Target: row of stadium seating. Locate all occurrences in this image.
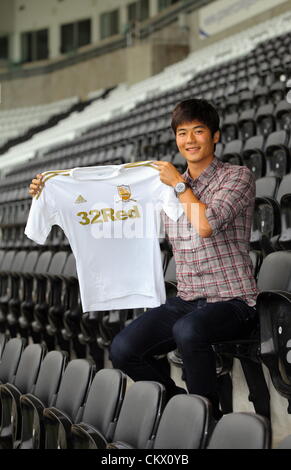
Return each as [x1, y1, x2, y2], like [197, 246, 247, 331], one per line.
[1, 246, 291, 422]
[0, 335, 288, 449]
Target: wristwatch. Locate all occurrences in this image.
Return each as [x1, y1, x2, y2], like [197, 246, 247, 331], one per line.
[174, 181, 189, 196]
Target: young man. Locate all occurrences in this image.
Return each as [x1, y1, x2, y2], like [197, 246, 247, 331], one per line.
[29, 99, 258, 419]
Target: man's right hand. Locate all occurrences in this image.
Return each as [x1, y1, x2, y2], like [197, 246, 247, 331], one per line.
[28, 174, 44, 197]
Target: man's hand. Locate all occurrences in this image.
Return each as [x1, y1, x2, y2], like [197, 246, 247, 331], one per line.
[28, 174, 44, 197]
[153, 161, 185, 187]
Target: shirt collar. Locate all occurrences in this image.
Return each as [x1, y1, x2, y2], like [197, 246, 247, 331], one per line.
[183, 156, 223, 187]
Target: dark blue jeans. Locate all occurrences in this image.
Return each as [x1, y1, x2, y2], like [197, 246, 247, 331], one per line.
[109, 296, 257, 417]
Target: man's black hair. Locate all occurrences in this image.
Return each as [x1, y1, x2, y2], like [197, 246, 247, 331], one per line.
[171, 98, 220, 136]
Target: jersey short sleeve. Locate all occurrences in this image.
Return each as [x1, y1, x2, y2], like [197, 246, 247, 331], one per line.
[24, 186, 58, 245]
[156, 183, 184, 222]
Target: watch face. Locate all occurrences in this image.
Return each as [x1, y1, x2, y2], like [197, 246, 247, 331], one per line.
[176, 182, 186, 193]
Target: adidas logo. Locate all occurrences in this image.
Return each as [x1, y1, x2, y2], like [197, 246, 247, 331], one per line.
[75, 195, 87, 204]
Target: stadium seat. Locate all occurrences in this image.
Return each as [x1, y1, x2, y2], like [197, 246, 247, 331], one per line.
[255, 176, 280, 198]
[42, 359, 95, 449]
[0, 343, 46, 449]
[30, 251, 54, 345]
[242, 135, 265, 180]
[221, 140, 243, 165]
[107, 381, 165, 449]
[0, 250, 17, 333]
[206, 412, 271, 449]
[253, 86, 269, 108]
[269, 81, 287, 105]
[264, 130, 290, 178]
[250, 196, 281, 254]
[238, 109, 257, 142]
[69, 368, 127, 449]
[0, 338, 26, 386]
[258, 289, 291, 408]
[275, 100, 291, 131]
[6, 250, 28, 338]
[18, 250, 40, 341]
[153, 394, 212, 449]
[221, 113, 239, 143]
[256, 104, 276, 137]
[278, 193, 291, 250]
[17, 350, 67, 449]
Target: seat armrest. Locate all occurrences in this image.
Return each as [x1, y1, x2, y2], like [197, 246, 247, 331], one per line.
[43, 407, 73, 449]
[19, 394, 46, 448]
[71, 422, 107, 449]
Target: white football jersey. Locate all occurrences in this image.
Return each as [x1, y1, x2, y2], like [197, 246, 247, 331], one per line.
[25, 162, 183, 312]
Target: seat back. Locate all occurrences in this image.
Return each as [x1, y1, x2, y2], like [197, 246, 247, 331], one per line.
[206, 412, 271, 449]
[82, 368, 127, 441]
[257, 251, 291, 292]
[257, 291, 291, 399]
[153, 394, 212, 449]
[111, 381, 165, 449]
[0, 338, 25, 384]
[33, 350, 67, 407]
[55, 359, 94, 421]
[14, 344, 46, 393]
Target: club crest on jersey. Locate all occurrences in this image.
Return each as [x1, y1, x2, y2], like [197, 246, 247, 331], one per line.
[117, 185, 136, 202]
[75, 195, 87, 204]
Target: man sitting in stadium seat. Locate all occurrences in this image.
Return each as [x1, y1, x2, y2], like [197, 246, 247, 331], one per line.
[28, 99, 258, 420]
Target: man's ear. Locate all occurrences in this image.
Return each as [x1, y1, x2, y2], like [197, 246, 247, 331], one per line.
[213, 130, 220, 144]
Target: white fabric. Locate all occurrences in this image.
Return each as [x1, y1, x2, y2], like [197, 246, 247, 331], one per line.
[25, 162, 183, 312]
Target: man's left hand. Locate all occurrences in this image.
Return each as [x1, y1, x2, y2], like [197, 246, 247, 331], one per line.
[152, 161, 185, 187]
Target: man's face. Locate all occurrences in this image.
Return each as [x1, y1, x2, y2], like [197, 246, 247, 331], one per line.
[176, 120, 220, 164]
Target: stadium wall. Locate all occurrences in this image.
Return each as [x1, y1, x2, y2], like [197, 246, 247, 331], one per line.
[0, 0, 291, 109]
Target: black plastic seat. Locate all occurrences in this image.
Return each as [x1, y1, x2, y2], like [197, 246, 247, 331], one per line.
[18, 350, 67, 449]
[264, 130, 290, 178]
[0, 343, 46, 449]
[253, 86, 269, 108]
[60, 253, 85, 359]
[275, 100, 291, 131]
[276, 173, 291, 205]
[45, 251, 69, 352]
[67, 368, 127, 449]
[42, 359, 95, 449]
[221, 140, 243, 165]
[256, 104, 276, 138]
[18, 250, 40, 341]
[238, 109, 256, 141]
[255, 176, 280, 199]
[0, 250, 16, 333]
[250, 196, 281, 253]
[221, 113, 239, 143]
[258, 290, 291, 408]
[0, 338, 25, 386]
[278, 193, 291, 250]
[107, 381, 165, 449]
[269, 81, 287, 105]
[153, 394, 212, 449]
[242, 135, 265, 180]
[6, 250, 28, 338]
[31, 251, 54, 345]
[206, 412, 271, 449]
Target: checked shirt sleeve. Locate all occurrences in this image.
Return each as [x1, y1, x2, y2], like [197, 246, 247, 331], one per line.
[205, 166, 255, 236]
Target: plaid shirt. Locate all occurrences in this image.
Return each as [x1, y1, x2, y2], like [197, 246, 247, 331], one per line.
[163, 157, 258, 306]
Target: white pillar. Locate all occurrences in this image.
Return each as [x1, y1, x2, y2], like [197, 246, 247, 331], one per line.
[50, 22, 59, 59]
[10, 31, 21, 63]
[149, 0, 158, 17]
[120, 4, 128, 35]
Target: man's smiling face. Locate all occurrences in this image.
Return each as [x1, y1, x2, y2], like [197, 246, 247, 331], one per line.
[176, 120, 220, 165]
